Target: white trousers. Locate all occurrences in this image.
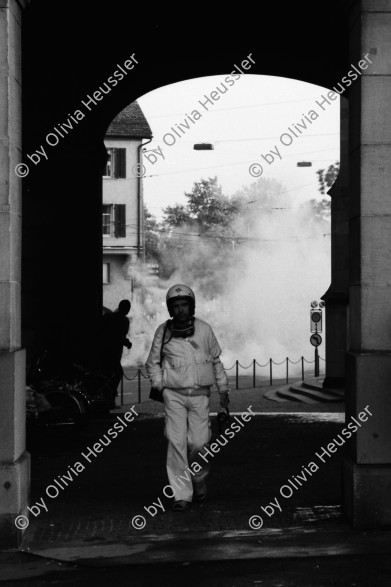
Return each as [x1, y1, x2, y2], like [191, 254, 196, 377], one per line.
[163, 389, 211, 502]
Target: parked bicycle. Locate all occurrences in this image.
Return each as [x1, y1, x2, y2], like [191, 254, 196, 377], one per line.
[26, 351, 117, 436]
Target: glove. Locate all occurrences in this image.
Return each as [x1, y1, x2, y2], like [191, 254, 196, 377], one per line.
[217, 406, 230, 434]
[219, 391, 230, 408]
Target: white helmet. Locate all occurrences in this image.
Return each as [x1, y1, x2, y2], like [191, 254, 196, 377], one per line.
[166, 284, 195, 315]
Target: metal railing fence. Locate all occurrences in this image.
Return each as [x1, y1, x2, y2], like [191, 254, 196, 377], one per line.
[120, 355, 325, 404]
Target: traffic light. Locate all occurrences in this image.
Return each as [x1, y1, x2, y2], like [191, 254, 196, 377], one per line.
[310, 308, 322, 333]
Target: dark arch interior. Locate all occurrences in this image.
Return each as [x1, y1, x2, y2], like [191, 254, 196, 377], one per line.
[21, 1, 348, 365]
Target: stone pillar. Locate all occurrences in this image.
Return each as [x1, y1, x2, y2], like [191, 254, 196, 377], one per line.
[322, 98, 349, 389]
[0, 0, 30, 547]
[343, 0, 391, 528]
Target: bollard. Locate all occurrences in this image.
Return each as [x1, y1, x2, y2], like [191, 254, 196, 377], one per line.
[269, 359, 273, 386]
[138, 369, 141, 403]
[253, 359, 256, 388]
[235, 360, 239, 390]
[301, 356, 304, 381]
[286, 357, 289, 384]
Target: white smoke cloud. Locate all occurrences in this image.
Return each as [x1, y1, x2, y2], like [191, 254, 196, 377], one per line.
[122, 180, 330, 381]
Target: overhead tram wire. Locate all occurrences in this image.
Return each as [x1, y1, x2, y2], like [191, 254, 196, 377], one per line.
[140, 96, 331, 120]
[178, 133, 339, 144]
[127, 228, 332, 242]
[107, 222, 331, 242]
[101, 146, 338, 182]
[109, 226, 332, 240]
[138, 157, 337, 181]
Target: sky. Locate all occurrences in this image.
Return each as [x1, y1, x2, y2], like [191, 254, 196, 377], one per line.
[121, 74, 340, 369]
[137, 74, 340, 221]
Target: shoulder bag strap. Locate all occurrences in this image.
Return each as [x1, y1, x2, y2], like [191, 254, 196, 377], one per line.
[159, 320, 171, 367]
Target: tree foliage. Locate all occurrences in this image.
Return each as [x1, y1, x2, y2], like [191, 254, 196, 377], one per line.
[312, 161, 340, 222]
[163, 177, 238, 235]
[143, 175, 331, 286]
[144, 205, 160, 263]
[162, 204, 191, 228]
[317, 161, 340, 195]
[305, 198, 331, 223]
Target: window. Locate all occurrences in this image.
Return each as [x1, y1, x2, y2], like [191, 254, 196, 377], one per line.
[104, 148, 126, 178]
[102, 204, 126, 238]
[102, 204, 113, 236]
[103, 263, 110, 284]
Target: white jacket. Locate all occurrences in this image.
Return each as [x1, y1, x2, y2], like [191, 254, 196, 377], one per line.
[145, 318, 229, 393]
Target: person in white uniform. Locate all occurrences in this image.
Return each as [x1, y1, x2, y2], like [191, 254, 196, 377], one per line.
[146, 284, 230, 511]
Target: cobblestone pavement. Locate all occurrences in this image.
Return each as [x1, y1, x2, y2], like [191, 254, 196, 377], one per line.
[3, 390, 391, 585]
[22, 387, 345, 546]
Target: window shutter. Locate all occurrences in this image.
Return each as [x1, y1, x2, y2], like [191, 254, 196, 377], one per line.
[103, 263, 110, 283]
[114, 148, 126, 178]
[114, 204, 126, 238]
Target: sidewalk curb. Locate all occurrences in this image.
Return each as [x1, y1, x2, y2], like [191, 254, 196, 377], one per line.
[20, 525, 391, 567]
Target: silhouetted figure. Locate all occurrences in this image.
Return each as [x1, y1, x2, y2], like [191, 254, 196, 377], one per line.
[99, 299, 132, 408]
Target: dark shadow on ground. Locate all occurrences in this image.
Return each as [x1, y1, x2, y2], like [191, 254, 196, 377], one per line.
[24, 404, 345, 543]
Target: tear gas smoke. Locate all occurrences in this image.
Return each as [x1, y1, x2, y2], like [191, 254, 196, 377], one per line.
[122, 180, 330, 381]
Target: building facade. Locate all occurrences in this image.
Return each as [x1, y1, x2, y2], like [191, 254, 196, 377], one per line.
[102, 102, 152, 311]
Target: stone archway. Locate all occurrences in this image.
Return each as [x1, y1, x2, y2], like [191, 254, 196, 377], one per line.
[1, 0, 390, 548]
[0, 0, 30, 548]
